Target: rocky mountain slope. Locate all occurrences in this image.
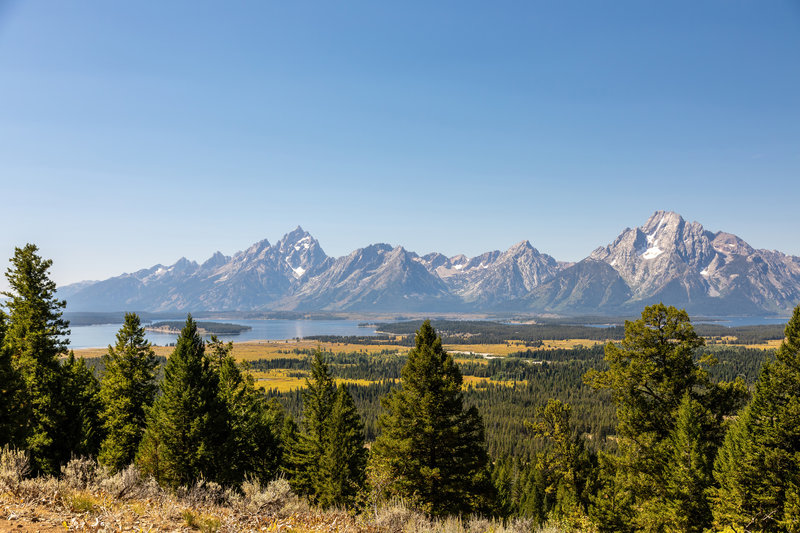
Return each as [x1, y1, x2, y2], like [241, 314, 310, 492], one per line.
[587, 211, 800, 314]
[59, 213, 800, 315]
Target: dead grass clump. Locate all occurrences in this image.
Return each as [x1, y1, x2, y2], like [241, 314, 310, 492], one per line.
[63, 490, 100, 513]
[182, 509, 222, 532]
[13, 474, 58, 501]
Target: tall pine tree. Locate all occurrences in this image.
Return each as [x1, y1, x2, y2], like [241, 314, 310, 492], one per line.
[528, 399, 597, 525]
[286, 349, 336, 499]
[285, 350, 366, 507]
[61, 352, 103, 458]
[317, 383, 367, 508]
[98, 313, 159, 473]
[584, 304, 746, 532]
[711, 304, 800, 532]
[137, 315, 225, 487]
[0, 310, 25, 447]
[658, 393, 717, 532]
[2, 244, 71, 475]
[371, 320, 494, 516]
[207, 336, 284, 485]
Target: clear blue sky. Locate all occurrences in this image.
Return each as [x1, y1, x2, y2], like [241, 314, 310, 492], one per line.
[1, 1, 798, 289]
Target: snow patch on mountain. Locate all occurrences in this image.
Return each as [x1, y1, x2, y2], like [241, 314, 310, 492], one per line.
[642, 246, 664, 259]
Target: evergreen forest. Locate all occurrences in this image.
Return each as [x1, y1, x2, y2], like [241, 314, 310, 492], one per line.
[2, 244, 799, 532]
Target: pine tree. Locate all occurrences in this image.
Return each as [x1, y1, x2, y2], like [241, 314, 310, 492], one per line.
[584, 304, 746, 532]
[280, 413, 300, 480]
[584, 304, 707, 443]
[317, 383, 367, 508]
[1, 244, 71, 475]
[0, 310, 25, 447]
[137, 315, 225, 487]
[528, 399, 597, 524]
[207, 336, 284, 485]
[60, 352, 103, 458]
[657, 394, 716, 532]
[711, 304, 800, 532]
[370, 320, 495, 516]
[98, 313, 159, 473]
[286, 349, 337, 500]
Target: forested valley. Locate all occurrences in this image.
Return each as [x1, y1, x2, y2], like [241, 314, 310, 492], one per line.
[2, 244, 799, 532]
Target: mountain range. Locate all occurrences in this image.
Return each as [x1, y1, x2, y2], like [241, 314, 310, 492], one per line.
[59, 211, 800, 316]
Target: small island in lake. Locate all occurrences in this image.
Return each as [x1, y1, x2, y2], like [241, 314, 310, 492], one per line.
[146, 321, 252, 335]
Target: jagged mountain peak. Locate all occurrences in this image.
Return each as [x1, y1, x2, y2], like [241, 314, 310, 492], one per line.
[201, 251, 229, 270]
[364, 243, 394, 255]
[172, 257, 199, 271]
[642, 210, 684, 231]
[586, 210, 800, 313]
[506, 239, 538, 254]
[275, 227, 318, 254]
[59, 217, 800, 315]
[419, 252, 450, 270]
[241, 238, 272, 257]
[278, 226, 311, 246]
[712, 232, 755, 256]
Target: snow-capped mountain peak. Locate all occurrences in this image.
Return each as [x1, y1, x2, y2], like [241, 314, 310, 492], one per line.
[59, 215, 800, 315]
[588, 210, 800, 313]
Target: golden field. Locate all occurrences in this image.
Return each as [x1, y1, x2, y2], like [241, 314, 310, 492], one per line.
[71, 335, 781, 364]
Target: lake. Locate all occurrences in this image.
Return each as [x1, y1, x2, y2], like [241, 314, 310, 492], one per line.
[65, 315, 790, 349]
[694, 316, 791, 327]
[67, 319, 378, 349]
[548, 316, 790, 329]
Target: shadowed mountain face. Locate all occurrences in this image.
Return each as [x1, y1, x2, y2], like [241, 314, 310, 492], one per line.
[277, 244, 458, 312]
[60, 213, 800, 315]
[508, 259, 633, 314]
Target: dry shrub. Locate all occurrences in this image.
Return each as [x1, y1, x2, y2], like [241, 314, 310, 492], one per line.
[13, 476, 60, 503]
[432, 515, 467, 533]
[239, 476, 305, 516]
[0, 445, 30, 492]
[371, 499, 430, 532]
[464, 516, 493, 533]
[99, 464, 161, 500]
[530, 523, 568, 533]
[61, 456, 101, 489]
[368, 503, 548, 533]
[177, 478, 229, 507]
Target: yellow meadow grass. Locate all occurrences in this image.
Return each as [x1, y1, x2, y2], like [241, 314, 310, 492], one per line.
[462, 375, 516, 387]
[73, 339, 407, 362]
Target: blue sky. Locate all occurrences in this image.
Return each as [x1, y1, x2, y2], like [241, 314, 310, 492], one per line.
[1, 1, 798, 289]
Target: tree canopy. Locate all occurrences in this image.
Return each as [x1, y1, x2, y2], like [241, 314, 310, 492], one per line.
[371, 320, 494, 516]
[137, 315, 225, 487]
[2, 244, 73, 474]
[98, 312, 159, 473]
[711, 304, 800, 531]
[585, 303, 747, 532]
